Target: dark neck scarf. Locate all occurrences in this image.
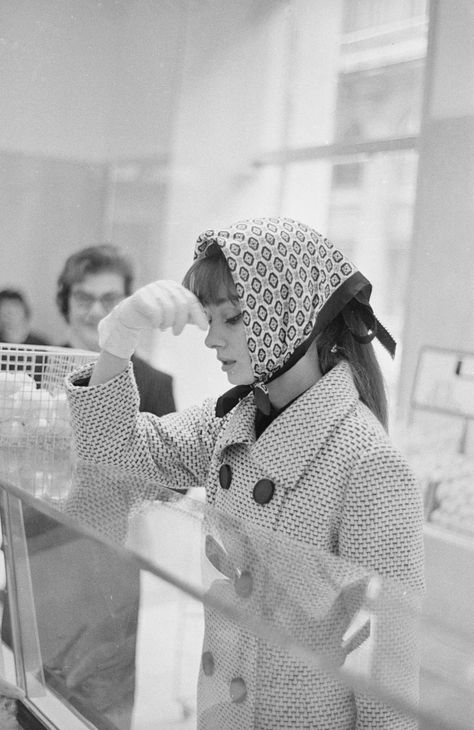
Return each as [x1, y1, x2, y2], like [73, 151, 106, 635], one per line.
[216, 380, 277, 418]
[215, 384, 254, 418]
[215, 383, 298, 440]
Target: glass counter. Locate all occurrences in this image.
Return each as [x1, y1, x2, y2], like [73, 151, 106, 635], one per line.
[0, 446, 472, 730]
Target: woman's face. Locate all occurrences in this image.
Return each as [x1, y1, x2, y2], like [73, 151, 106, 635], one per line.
[203, 295, 254, 385]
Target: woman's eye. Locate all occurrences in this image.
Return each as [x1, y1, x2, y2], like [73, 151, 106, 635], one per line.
[226, 313, 242, 325]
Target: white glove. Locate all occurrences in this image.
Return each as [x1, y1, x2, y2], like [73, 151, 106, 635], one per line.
[98, 280, 208, 359]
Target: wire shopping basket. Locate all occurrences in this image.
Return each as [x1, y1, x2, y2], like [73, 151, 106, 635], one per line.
[0, 343, 97, 452]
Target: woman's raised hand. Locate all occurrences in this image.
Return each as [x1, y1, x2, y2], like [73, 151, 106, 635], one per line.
[98, 280, 208, 360]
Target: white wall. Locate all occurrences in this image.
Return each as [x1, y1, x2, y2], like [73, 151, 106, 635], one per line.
[0, 0, 185, 160]
[429, 0, 474, 119]
[0, 0, 186, 345]
[152, 1, 296, 407]
[0, 0, 114, 160]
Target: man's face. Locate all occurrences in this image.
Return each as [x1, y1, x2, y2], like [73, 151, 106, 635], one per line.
[0, 299, 29, 343]
[68, 271, 126, 351]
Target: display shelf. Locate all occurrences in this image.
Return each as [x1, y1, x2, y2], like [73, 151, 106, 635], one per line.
[422, 455, 474, 537]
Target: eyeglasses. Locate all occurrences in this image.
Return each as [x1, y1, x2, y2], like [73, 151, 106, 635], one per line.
[70, 290, 124, 311]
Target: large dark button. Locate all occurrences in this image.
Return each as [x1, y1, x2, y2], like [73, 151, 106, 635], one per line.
[202, 651, 215, 676]
[234, 570, 253, 598]
[253, 478, 275, 504]
[219, 463, 232, 490]
[229, 677, 247, 703]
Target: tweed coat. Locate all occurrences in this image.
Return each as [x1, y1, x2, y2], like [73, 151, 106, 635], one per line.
[67, 359, 424, 729]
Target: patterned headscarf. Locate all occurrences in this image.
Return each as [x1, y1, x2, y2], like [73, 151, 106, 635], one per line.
[194, 217, 395, 415]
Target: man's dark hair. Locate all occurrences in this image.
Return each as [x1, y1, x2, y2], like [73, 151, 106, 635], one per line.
[0, 288, 31, 319]
[56, 244, 135, 322]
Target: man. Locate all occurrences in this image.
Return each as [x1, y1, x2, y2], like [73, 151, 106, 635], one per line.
[56, 244, 175, 416]
[0, 288, 49, 345]
[2, 246, 177, 729]
[50, 245, 177, 725]
[0, 288, 50, 382]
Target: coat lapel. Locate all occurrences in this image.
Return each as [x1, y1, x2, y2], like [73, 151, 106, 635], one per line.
[213, 394, 256, 457]
[214, 362, 359, 490]
[214, 362, 359, 491]
[253, 362, 359, 490]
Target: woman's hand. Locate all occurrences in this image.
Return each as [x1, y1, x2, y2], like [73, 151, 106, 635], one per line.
[98, 280, 208, 360]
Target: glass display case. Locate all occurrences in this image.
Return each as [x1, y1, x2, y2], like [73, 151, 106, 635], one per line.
[0, 451, 472, 729]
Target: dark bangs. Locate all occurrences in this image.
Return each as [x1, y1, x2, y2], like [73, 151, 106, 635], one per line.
[183, 243, 238, 305]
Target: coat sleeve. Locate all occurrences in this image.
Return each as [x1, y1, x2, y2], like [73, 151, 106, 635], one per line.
[339, 442, 424, 588]
[339, 441, 425, 730]
[66, 362, 222, 497]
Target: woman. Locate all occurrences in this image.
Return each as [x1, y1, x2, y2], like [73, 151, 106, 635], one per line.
[66, 218, 424, 729]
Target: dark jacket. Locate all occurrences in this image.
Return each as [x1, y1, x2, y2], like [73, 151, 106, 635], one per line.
[23, 332, 51, 346]
[130, 354, 175, 417]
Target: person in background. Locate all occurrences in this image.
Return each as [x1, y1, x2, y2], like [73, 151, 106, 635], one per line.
[38, 244, 177, 724]
[0, 288, 49, 345]
[1, 246, 178, 727]
[56, 244, 175, 417]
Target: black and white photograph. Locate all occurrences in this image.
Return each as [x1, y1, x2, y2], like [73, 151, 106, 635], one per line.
[0, 2, 473, 728]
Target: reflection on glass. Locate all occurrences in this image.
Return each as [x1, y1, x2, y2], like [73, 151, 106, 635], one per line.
[0, 463, 472, 729]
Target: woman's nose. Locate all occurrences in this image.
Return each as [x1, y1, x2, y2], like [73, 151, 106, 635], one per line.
[204, 321, 224, 349]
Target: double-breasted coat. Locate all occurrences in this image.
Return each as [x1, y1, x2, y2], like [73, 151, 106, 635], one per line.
[67, 360, 424, 729]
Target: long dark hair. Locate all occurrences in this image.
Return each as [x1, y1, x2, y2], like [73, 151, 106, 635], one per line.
[184, 244, 388, 429]
[317, 313, 388, 429]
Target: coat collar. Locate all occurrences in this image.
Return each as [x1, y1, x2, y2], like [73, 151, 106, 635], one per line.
[214, 361, 359, 490]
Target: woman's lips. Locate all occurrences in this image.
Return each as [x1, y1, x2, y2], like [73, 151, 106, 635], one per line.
[220, 359, 236, 372]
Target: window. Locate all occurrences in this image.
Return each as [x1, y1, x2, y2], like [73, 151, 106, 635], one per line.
[256, 0, 429, 402]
